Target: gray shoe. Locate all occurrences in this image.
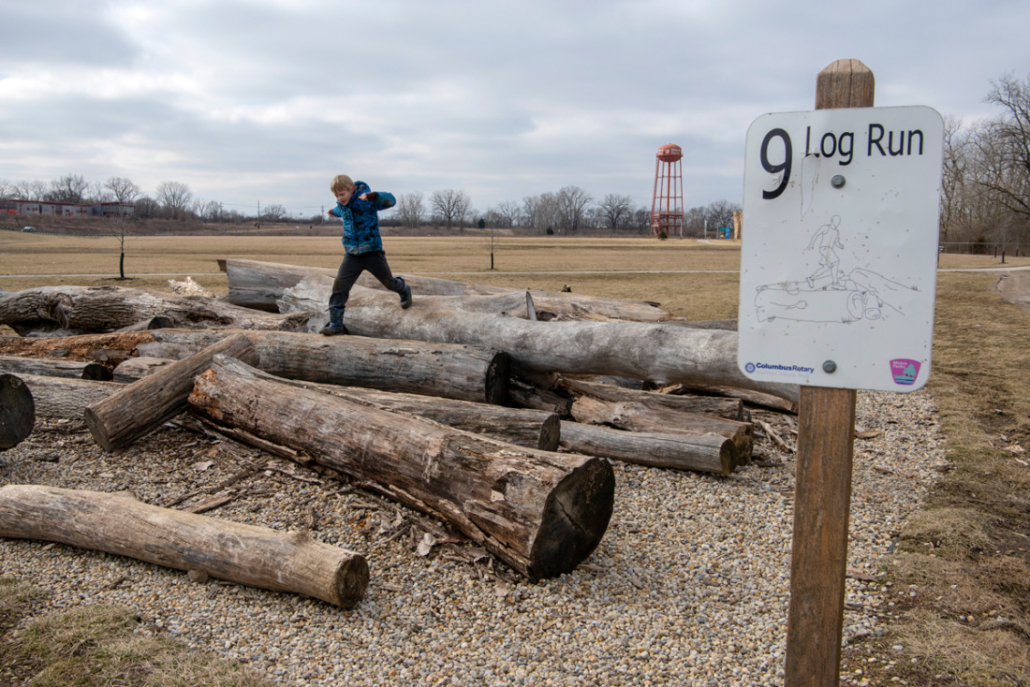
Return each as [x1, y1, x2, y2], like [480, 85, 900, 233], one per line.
[398, 277, 412, 309]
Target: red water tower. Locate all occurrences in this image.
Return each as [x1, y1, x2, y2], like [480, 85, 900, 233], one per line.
[650, 144, 684, 237]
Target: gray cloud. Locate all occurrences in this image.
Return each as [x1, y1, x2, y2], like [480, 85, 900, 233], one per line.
[1, 0, 1028, 218]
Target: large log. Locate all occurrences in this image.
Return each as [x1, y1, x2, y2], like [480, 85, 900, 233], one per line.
[18, 374, 120, 419]
[223, 259, 670, 321]
[129, 330, 510, 405]
[0, 484, 368, 608]
[0, 285, 311, 336]
[192, 356, 558, 450]
[85, 333, 259, 452]
[1, 374, 34, 450]
[1, 329, 510, 406]
[279, 273, 671, 325]
[0, 354, 112, 380]
[559, 421, 734, 474]
[277, 284, 799, 403]
[189, 356, 615, 580]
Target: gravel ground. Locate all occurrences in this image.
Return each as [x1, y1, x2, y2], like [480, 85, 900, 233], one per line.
[0, 389, 947, 686]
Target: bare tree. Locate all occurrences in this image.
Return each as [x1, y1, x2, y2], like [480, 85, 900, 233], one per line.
[46, 174, 89, 203]
[396, 192, 426, 228]
[555, 186, 592, 234]
[978, 74, 1030, 221]
[105, 177, 141, 204]
[523, 193, 560, 234]
[598, 193, 633, 234]
[494, 200, 522, 228]
[430, 189, 472, 229]
[156, 181, 193, 219]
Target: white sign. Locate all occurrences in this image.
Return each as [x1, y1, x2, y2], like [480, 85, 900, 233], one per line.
[738, 106, 944, 391]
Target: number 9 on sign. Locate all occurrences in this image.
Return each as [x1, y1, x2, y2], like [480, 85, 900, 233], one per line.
[760, 128, 792, 200]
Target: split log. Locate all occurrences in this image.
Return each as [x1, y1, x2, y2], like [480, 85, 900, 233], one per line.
[559, 422, 735, 474]
[557, 377, 749, 421]
[85, 333, 259, 452]
[0, 331, 156, 366]
[278, 272, 670, 324]
[0, 484, 368, 608]
[203, 357, 559, 450]
[666, 383, 798, 414]
[224, 259, 670, 321]
[0, 354, 112, 381]
[188, 356, 615, 580]
[1, 374, 34, 450]
[18, 374, 120, 419]
[0, 285, 311, 336]
[277, 284, 800, 403]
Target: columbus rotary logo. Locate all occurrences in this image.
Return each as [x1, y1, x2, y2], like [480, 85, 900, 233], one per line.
[745, 362, 756, 373]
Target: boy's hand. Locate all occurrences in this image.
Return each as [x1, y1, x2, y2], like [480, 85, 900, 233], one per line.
[326, 209, 335, 217]
[359, 192, 378, 202]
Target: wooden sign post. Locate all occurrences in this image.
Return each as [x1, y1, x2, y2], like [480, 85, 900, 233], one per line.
[784, 59, 873, 687]
[738, 57, 943, 684]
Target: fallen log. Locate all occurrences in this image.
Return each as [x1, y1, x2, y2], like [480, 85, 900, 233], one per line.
[85, 333, 259, 452]
[0, 354, 112, 381]
[1, 374, 34, 450]
[664, 383, 799, 414]
[129, 330, 510, 405]
[189, 355, 615, 580]
[557, 377, 749, 421]
[566, 394, 753, 465]
[0, 285, 311, 335]
[0, 484, 368, 608]
[18, 374, 120, 419]
[1, 329, 511, 406]
[559, 421, 735, 474]
[278, 272, 671, 324]
[277, 285, 799, 403]
[198, 356, 559, 450]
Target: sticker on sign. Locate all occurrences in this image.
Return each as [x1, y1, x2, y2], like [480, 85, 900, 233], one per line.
[737, 105, 944, 392]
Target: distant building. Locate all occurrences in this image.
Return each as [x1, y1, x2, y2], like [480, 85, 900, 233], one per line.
[0, 199, 135, 218]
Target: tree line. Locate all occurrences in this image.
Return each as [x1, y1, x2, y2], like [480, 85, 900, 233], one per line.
[0, 173, 740, 237]
[940, 73, 1030, 251]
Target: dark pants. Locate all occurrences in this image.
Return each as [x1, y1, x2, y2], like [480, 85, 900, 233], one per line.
[328, 250, 403, 311]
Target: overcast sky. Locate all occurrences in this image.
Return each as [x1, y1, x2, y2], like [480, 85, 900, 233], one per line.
[1, 0, 1027, 219]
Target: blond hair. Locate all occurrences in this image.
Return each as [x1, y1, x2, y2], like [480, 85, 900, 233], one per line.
[330, 174, 354, 193]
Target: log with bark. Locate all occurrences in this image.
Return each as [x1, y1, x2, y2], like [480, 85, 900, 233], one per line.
[85, 333, 259, 452]
[0, 484, 368, 608]
[276, 283, 800, 403]
[223, 259, 670, 321]
[190, 356, 558, 451]
[0, 285, 312, 336]
[18, 374, 120, 420]
[557, 377, 750, 421]
[2, 329, 511, 406]
[1, 373, 34, 450]
[559, 422, 735, 474]
[0, 354, 112, 381]
[112, 356, 173, 382]
[188, 355, 615, 580]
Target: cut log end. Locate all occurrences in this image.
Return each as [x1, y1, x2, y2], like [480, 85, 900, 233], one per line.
[529, 457, 615, 580]
[538, 414, 561, 451]
[1, 373, 35, 450]
[332, 554, 371, 609]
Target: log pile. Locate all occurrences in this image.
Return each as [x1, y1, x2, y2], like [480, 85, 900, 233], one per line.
[0, 260, 801, 591]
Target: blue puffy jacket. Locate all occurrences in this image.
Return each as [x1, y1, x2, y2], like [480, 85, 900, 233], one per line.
[330, 181, 396, 255]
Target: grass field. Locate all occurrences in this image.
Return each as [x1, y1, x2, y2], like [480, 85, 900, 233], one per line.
[3, 231, 1030, 684]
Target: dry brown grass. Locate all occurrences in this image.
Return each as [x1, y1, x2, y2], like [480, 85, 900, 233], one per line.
[5, 231, 1030, 684]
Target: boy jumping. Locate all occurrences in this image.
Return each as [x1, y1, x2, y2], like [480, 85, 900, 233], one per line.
[322, 174, 411, 336]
